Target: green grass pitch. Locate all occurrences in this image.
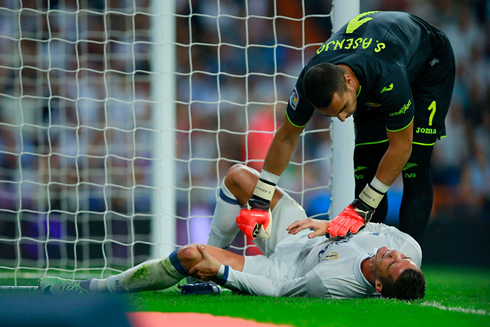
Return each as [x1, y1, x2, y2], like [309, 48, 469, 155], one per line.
[1, 265, 489, 326]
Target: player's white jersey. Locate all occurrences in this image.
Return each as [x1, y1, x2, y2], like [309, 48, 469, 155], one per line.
[221, 223, 422, 298]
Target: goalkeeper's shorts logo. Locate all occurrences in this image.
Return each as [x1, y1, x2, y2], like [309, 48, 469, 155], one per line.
[290, 88, 299, 110]
[324, 252, 338, 261]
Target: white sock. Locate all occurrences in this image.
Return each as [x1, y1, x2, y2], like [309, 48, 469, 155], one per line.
[207, 181, 241, 249]
[94, 250, 187, 294]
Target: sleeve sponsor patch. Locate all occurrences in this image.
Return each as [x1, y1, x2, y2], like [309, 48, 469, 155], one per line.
[289, 87, 299, 110]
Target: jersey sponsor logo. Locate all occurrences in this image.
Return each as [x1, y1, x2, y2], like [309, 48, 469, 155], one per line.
[355, 166, 368, 180]
[324, 252, 339, 261]
[380, 83, 393, 94]
[365, 102, 381, 108]
[354, 166, 368, 173]
[402, 163, 418, 171]
[404, 172, 417, 178]
[429, 58, 439, 67]
[316, 37, 386, 54]
[389, 99, 411, 117]
[289, 88, 299, 110]
[416, 127, 437, 134]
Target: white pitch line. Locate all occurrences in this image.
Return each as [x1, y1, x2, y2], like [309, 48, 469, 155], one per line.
[420, 301, 490, 316]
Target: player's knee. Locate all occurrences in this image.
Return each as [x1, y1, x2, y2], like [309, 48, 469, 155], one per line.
[224, 164, 258, 192]
[177, 244, 203, 267]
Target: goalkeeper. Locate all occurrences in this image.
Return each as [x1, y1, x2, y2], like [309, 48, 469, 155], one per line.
[242, 11, 455, 247]
[40, 164, 425, 300]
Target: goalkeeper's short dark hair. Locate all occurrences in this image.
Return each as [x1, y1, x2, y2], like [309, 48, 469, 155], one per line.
[303, 62, 347, 109]
[380, 269, 426, 301]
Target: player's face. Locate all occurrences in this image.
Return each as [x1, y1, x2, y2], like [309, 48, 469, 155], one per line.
[316, 87, 357, 122]
[373, 246, 420, 281]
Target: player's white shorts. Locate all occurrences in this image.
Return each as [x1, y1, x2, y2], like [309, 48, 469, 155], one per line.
[243, 192, 318, 281]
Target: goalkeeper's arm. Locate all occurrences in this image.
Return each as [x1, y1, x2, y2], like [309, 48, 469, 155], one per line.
[237, 117, 304, 239]
[261, 117, 304, 177]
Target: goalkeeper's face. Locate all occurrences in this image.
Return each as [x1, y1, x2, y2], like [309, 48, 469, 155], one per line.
[316, 88, 357, 122]
[373, 246, 420, 282]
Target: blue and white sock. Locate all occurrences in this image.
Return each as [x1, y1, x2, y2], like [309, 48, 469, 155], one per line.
[207, 180, 241, 249]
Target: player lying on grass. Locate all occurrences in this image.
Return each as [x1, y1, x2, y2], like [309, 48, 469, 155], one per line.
[39, 164, 425, 300]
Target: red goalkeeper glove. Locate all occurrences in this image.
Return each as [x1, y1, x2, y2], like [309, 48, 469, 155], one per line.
[236, 179, 275, 239]
[326, 183, 385, 237]
[236, 196, 271, 239]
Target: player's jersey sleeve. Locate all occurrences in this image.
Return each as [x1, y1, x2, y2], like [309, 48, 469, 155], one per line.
[376, 64, 414, 132]
[220, 265, 332, 298]
[285, 68, 315, 128]
[220, 252, 376, 298]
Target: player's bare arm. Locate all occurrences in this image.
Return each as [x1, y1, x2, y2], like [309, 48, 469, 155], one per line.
[236, 117, 304, 240]
[375, 120, 414, 186]
[262, 116, 304, 176]
[327, 120, 414, 237]
[286, 218, 330, 239]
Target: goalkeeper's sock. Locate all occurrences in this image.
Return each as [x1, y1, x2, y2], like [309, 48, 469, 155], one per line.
[207, 180, 241, 249]
[95, 250, 187, 294]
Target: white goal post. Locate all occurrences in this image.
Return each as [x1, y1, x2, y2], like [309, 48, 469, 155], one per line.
[0, 0, 357, 283]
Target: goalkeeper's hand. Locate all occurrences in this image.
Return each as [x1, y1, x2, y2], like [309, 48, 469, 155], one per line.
[236, 178, 275, 240]
[326, 183, 385, 237]
[236, 196, 272, 239]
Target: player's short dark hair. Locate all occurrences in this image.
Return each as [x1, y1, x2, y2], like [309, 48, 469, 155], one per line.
[303, 63, 347, 109]
[380, 269, 426, 301]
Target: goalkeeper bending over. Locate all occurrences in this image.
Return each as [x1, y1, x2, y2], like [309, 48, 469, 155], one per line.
[39, 164, 425, 300]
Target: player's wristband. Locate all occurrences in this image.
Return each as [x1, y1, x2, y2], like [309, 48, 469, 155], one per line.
[216, 264, 230, 286]
[370, 176, 390, 193]
[359, 183, 385, 209]
[260, 169, 280, 185]
[253, 179, 276, 202]
[217, 264, 226, 279]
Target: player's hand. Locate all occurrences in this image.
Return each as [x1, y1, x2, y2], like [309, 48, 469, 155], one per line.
[326, 199, 374, 237]
[286, 218, 330, 239]
[236, 197, 271, 240]
[188, 246, 221, 282]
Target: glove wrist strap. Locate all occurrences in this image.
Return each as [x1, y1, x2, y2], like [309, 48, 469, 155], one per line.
[253, 179, 275, 202]
[359, 183, 385, 209]
[260, 169, 280, 185]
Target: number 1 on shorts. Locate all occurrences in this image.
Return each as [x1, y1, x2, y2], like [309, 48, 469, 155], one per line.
[428, 101, 436, 126]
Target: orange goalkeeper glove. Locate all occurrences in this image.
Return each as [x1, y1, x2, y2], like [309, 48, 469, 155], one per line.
[236, 197, 271, 239]
[236, 179, 275, 239]
[327, 183, 385, 237]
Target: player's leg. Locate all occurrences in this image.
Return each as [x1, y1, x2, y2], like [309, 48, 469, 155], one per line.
[399, 145, 434, 246]
[39, 244, 243, 295]
[207, 164, 284, 249]
[216, 164, 309, 257]
[353, 142, 389, 223]
[400, 36, 455, 247]
[224, 164, 285, 208]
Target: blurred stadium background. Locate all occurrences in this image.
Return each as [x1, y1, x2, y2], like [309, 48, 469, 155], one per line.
[0, 0, 488, 279]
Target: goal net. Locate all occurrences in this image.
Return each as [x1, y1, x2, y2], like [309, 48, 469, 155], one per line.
[0, 0, 355, 283]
